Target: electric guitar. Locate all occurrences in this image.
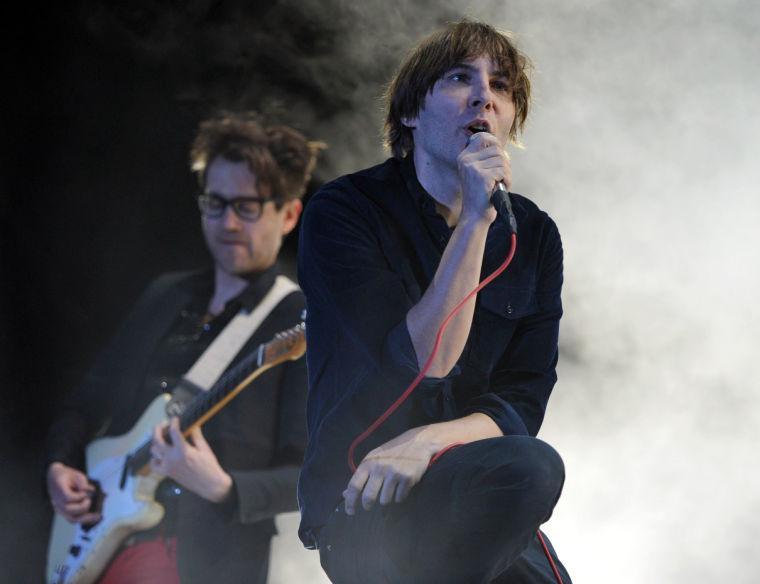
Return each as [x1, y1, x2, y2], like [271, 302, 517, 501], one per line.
[46, 323, 306, 584]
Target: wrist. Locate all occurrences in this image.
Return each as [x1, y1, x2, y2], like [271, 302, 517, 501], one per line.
[208, 471, 233, 503]
[421, 413, 501, 447]
[456, 210, 493, 232]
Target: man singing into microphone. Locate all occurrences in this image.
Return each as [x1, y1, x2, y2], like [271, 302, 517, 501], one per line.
[297, 20, 572, 583]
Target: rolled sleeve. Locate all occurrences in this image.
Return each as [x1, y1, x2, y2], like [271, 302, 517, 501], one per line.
[466, 216, 563, 437]
[300, 188, 440, 392]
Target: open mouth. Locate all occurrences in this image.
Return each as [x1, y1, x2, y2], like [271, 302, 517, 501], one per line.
[466, 122, 491, 135]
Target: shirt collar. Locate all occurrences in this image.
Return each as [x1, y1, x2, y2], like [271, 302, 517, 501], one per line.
[184, 263, 281, 315]
[232, 262, 280, 312]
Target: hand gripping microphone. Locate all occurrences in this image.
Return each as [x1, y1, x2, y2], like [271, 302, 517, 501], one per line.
[468, 131, 518, 234]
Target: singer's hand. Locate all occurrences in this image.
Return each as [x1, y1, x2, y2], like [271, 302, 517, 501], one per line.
[343, 426, 441, 515]
[343, 414, 502, 515]
[457, 131, 511, 223]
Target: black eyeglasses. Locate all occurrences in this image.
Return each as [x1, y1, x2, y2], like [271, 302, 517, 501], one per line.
[197, 192, 281, 222]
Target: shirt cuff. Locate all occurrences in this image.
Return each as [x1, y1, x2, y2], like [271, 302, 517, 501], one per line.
[463, 394, 530, 436]
[212, 475, 239, 522]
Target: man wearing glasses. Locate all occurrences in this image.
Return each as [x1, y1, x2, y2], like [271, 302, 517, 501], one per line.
[45, 112, 322, 583]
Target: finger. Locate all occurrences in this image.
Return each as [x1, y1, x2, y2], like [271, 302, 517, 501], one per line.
[377, 473, 400, 506]
[150, 444, 164, 461]
[153, 422, 168, 447]
[63, 497, 93, 516]
[394, 476, 414, 503]
[343, 466, 370, 516]
[466, 131, 500, 150]
[70, 472, 95, 493]
[60, 490, 90, 505]
[360, 471, 385, 511]
[168, 418, 186, 451]
[188, 424, 208, 451]
[467, 145, 510, 165]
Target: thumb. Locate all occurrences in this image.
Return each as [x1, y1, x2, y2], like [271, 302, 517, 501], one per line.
[72, 471, 94, 492]
[189, 425, 210, 451]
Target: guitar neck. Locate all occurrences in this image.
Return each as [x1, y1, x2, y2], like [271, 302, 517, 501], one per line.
[127, 322, 305, 476]
[127, 345, 263, 474]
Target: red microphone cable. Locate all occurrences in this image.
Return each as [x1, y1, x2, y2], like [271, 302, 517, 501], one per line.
[346, 210, 563, 584]
[347, 232, 517, 473]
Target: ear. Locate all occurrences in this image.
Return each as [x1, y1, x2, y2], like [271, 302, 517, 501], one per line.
[280, 199, 303, 236]
[401, 116, 417, 130]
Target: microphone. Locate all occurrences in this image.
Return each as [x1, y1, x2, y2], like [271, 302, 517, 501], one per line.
[467, 131, 517, 234]
[491, 182, 517, 235]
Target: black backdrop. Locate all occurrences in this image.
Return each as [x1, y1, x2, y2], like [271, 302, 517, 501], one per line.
[2, 5, 312, 579]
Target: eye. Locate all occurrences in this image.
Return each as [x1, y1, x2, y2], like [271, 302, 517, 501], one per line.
[236, 199, 262, 214]
[448, 71, 470, 83]
[204, 195, 225, 210]
[491, 78, 510, 92]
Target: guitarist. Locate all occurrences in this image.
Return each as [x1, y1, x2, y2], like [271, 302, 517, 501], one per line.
[45, 112, 321, 584]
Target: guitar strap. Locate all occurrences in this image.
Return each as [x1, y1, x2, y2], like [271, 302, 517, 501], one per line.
[180, 274, 299, 393]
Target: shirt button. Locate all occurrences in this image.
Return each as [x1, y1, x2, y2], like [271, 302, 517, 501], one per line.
[506, 302, 513, 316]
[160, 379, 168, 389]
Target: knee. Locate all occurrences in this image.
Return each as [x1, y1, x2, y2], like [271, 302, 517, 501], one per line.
[484, 436, 566, 505]
[521, 438, 565, 501]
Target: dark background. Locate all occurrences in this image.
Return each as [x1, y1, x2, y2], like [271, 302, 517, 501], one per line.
[1, 2, 458, 579]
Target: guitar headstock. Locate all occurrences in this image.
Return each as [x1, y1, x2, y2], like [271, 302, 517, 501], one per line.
[261, 322, 306, 367]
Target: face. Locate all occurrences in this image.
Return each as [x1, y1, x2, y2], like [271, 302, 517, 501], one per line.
[404, 55, 516, 169]
[200, 156, 301, 277]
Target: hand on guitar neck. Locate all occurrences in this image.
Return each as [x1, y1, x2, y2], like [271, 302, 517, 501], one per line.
[46, 462, 102, 525]
[150, 417, 234, 504]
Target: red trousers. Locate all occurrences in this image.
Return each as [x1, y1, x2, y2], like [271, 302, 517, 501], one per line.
[98, 537, 180, 584]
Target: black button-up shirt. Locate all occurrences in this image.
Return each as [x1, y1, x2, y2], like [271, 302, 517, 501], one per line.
[297, 156, 563, 547]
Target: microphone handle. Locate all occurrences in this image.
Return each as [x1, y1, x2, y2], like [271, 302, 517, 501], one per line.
[491, 182, 517, 234]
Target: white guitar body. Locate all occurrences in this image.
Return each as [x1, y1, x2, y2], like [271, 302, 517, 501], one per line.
[46, 394, 170, 584]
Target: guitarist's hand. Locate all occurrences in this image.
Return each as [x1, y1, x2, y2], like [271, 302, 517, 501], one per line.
[46, 462, 102, 525]
[150, 417, 234, 504]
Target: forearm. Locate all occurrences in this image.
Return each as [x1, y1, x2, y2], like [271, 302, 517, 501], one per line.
[418, 412, 502, 450]
[407, 217, 490, 377]
[229, 465, 301, 524]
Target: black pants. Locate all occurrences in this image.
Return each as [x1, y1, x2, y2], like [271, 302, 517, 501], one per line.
[317, 436, 572, 584]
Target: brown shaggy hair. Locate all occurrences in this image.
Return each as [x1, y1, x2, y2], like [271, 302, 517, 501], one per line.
[385, 20, 532, 159]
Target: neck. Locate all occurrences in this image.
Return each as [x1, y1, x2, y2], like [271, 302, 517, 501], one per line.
[413, 150, 462, 227]
[208, 267, 256, 316]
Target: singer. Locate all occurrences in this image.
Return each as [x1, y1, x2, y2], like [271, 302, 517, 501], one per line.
[297, 20, 572, 583]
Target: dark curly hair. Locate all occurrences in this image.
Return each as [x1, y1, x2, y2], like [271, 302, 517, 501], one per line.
[385, 20, 532, 159]
[190, 112, 325, 203]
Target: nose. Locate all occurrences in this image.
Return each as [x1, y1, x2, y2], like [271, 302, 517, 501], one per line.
[469, 78, 493, 111]
[220, 205, 242, 230]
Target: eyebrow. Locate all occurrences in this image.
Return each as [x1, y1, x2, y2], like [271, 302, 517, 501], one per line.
[447, 62, 510, 79]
